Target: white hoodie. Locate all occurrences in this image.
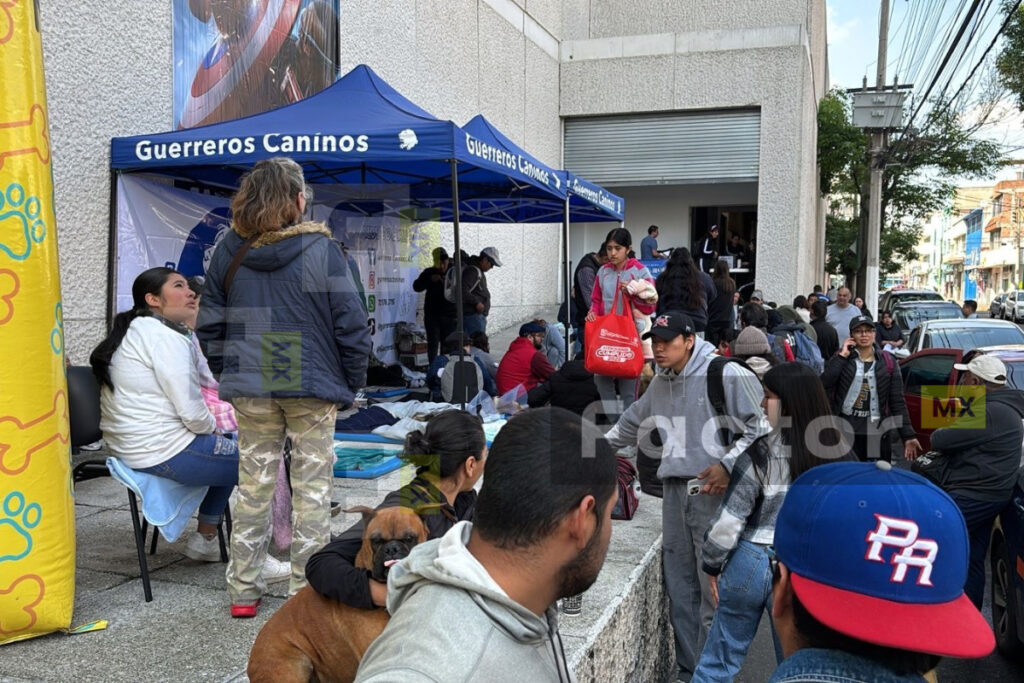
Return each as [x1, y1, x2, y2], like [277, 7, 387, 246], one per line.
[356, 521, 575, 683]
[99, 316, 215, 468]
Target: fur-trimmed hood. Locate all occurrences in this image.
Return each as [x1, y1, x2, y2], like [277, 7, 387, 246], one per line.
[229, 220, 336, 273]
[235, 220, 333, 248]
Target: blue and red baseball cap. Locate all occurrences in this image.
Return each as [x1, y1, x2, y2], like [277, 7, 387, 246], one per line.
[774, 461, 994, 659]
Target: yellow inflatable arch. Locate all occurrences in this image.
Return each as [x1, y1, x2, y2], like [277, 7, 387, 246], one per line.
[0, 0, 75, 644]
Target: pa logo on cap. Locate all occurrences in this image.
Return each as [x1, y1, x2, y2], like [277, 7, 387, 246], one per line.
[865, 515, 938, 586]
[654, 315, 670, 327]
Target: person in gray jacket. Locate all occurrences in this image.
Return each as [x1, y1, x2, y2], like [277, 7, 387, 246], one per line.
[197, 157, 370, 616]
[355, 407, 618, 683]
[602, 311, 769, 682]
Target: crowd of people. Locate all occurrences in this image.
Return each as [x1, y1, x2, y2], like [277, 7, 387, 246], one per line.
[88, 158, 1009, 682]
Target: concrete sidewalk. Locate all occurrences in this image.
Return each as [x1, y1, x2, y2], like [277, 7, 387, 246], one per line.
[0, 451, 412, 683]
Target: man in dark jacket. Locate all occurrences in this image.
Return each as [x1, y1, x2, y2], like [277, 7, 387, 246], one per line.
[572, 244, 607, 347]
[698, 224, 719, 272]
[821, 315, 921, 463]
[928, 354, 1024, 608]
[461, 246, 501, 336]
[413, 247, 457, 362]
[809, 299, 839, 359]
[496, 323, 555, 394]
[526, 359, 600, 415]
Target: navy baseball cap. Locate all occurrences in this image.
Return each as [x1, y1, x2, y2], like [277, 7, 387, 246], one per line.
[849, 314, 875, 333]
[519, 322, 545, 336]
[642, 312, 695, 341]
[774, 461, 994, 658]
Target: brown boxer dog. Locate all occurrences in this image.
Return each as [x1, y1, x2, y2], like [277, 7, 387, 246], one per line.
[247, 506, 429, 683]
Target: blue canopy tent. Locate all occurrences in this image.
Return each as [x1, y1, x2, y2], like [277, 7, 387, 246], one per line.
[109, 64, 622, 367]
[460, 114, 624, 358]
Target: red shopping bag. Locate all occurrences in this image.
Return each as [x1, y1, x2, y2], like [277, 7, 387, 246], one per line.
[584, 288, 644, 379]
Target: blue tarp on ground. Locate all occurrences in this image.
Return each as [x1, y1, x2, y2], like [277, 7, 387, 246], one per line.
[111, 64, 622, 223]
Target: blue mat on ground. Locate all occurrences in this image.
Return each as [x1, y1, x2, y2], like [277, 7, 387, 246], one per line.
[333, 440, 405, 479]
[365, 388, 410, 399]
[333, 431, 403, 444]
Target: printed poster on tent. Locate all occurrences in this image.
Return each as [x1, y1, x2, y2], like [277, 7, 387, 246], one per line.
[115, 175, 417, 365]
[172, 0, 340, 129]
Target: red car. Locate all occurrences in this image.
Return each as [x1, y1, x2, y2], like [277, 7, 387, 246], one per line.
[898, 345, 1024, 450]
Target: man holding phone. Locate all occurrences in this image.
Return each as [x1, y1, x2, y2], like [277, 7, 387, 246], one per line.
[601, 311, 769, 682]
[821, 315, 921, 463]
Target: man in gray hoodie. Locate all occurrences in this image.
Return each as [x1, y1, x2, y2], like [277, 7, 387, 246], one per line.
[355, 407, 618, 683]
[603, 311, 769, 682]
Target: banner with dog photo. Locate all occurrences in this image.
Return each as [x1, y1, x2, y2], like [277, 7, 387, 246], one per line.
[115, 175, 421, 365]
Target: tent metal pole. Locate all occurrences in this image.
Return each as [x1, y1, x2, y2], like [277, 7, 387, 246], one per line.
[107, 170, 119, 328]
[563, 195, 572, 360]
[450, 158, 467, 410]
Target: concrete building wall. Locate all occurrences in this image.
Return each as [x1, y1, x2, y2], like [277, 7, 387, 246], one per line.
[40, 1, 174, 364]
[560, 0, 827, 301]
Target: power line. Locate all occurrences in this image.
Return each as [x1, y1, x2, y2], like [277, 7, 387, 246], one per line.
[902, 0, 983, 131]
[945, 0, 1023, 106]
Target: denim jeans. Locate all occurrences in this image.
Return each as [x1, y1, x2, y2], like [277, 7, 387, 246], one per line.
[692, 540, 783, 683]
[594, 374, 639, 413]
[138, 433, 238, 526]
[951, 492, 1010, 608]
[463, 313, 487, 337]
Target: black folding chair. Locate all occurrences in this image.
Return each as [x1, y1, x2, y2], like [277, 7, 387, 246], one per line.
[67, 365, 230, 602]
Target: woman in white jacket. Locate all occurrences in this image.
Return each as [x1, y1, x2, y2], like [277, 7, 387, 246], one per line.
[90, 267, 238, 562]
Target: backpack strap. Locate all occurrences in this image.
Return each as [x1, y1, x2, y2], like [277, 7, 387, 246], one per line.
[882, 350, 895, 376]
[708, 355, 756, 447]
[223, 235, 257, 297]
[707, 356, 753, 417]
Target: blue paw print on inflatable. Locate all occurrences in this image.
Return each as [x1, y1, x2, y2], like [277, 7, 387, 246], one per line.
[51, 301, 64, 355]
[0, 183, 46, 261]
[0, 491, 42, 563]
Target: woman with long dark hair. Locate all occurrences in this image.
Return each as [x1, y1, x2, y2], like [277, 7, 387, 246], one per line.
[306, 411, 485, 608]
[655, 248, 716, 336]
[707, 259, 736, 346]
[694, 363, 847, 681]
[584, 227, 656, 411]
[90, 267, 238, 562]
[196, 157, 371, 617]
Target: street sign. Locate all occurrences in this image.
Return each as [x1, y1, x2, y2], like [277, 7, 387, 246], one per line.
[852, 91, 906, 130]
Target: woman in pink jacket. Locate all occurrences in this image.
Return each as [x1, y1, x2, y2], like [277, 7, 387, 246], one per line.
[585, 227, 656, 411]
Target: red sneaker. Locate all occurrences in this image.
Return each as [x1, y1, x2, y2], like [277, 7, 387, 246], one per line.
[230, 599, 261, 618]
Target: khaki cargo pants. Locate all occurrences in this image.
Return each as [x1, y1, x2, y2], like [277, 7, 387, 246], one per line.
[226, 397, 337, 602]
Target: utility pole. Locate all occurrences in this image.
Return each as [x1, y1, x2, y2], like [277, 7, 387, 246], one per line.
[1011, 189, 1019, 290]
[865, 0, 890, 316]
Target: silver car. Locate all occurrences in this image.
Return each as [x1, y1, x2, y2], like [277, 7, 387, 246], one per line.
[1005, 291, 1024, 323]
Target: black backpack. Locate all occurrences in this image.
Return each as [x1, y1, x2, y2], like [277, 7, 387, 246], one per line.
[707, 356, 756, 446]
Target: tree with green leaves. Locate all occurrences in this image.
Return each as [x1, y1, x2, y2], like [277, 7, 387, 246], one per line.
[817, 90, 1001, 288]
[996, 0, 1024, 110]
